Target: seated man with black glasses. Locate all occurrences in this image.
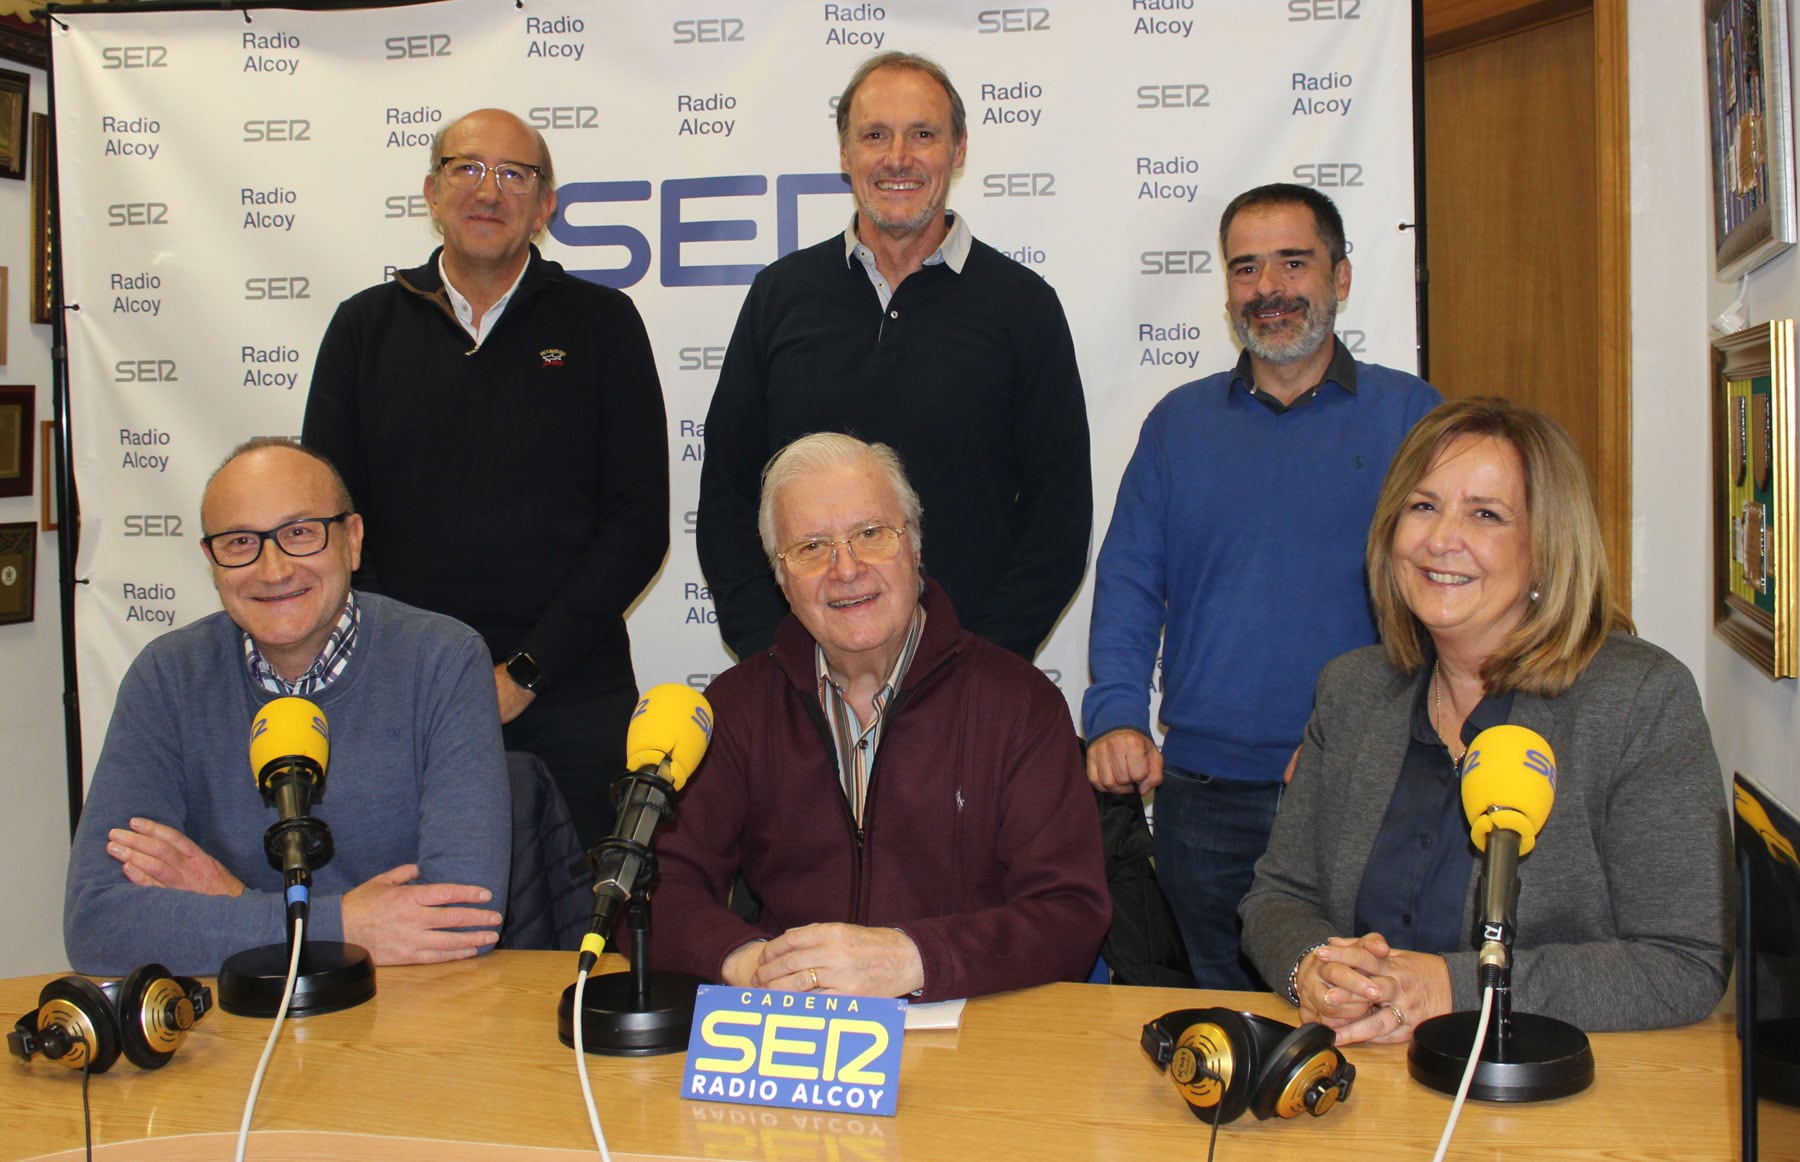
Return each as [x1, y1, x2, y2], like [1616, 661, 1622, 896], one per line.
[650, 433, 1111, 1001]
[63, 437, 511, 976]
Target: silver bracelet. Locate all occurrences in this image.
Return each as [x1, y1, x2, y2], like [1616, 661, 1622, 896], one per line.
[1285, 941, 1329, 1005]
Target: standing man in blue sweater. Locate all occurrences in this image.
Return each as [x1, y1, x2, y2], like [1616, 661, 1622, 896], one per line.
[698, 52, 1090, 662]
[64, 439, 510, 975]
[1083, 184, 1439, 989]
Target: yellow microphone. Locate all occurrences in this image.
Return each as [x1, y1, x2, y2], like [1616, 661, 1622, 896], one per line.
[579, 685, 716, 969]
[624, 683, 714, 790]
[248, 697, 333, 923]
[1460, 724, 1557, 979]
[1461, 724, 1556, 855]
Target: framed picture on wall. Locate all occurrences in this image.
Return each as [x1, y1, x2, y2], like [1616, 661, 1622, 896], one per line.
[30, 112, 50, 323]
[0, 12, 48, 69]
[1712, 320, 1799, 678]
[0, 383, 31, 499]
[38, 419, 54, 530]
[0, 520, 33, 625]
[0, 68, 26, 182]
[1706, 0, 1798, 278]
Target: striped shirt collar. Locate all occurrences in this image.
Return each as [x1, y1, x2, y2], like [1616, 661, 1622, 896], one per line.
[243, 590, 360, 697]
[814, 604, 927, 825]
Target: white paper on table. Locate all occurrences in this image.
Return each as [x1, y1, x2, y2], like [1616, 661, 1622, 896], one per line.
[904, 999, 965, 1030]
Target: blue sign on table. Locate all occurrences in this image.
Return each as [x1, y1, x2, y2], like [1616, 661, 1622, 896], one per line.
[681, 985, 906, 1117]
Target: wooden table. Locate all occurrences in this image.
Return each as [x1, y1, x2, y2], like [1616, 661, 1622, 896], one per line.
[1, 951, 1792, 1160]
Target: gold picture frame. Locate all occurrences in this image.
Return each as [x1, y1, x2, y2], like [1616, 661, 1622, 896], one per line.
[30, 112, 49, 323]
[1713, 320, 1799, 677]
[0, 520, 34, 625]
[39, 419, 55, 530]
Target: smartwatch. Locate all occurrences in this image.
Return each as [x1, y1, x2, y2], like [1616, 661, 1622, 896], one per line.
[503, 651, 543, 693]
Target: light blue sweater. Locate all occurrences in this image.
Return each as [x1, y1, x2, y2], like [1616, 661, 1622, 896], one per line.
[64, 593, 510, 975]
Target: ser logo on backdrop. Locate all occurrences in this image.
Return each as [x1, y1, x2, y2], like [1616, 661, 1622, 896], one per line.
[1289, 0, 1360, 19]
[529, 106, 601, 130]
[101, 45, 168, 69]
[244, 276, 311, 301]
[114, 359, 178, 383]
[977, 8, 1050, 33]
[385, 33, 452, 58]
[108, 202, 169, 227]
[982, 172, 1055, 197]
[673, 18, 746, 43]
[1136, 83, 1210, 109]
[243, 119, 311, 142]
[1292, 162, 1363, 188]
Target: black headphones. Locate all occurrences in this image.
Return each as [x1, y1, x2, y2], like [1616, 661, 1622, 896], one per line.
[8, 964, 213, 1073]
[1141, 1008, 1354, 1124]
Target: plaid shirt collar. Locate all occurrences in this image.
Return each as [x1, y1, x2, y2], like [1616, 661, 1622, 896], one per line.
[243, 590, 360, 697]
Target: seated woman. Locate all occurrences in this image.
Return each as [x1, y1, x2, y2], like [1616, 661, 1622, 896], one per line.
[1240, 396, 1731, 1045]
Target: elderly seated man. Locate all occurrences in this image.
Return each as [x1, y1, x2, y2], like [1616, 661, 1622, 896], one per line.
[64, 438, 510, 975]
[653, 432, 1109, 1000]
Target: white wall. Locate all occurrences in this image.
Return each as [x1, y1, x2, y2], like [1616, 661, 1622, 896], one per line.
[1630, 0, 1800, 820]
[0, 65, 76, 977]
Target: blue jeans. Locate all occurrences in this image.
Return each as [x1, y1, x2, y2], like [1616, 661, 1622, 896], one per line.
[1151, 766, 1283, 991]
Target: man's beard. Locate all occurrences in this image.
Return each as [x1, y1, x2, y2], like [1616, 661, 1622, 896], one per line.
[857, 174, 941, 237]
[1232, 292, 1338, 364]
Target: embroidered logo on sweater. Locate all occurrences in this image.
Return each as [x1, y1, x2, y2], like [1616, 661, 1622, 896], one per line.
[539, 348, 567, 368]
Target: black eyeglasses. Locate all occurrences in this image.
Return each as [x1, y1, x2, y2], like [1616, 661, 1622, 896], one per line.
[437, 156, 545, 196]
[202, 513, 351, 568]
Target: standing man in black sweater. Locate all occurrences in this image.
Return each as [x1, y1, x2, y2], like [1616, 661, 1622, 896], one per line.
[303, 108, 669, 847]
[697, 52, 1091, 662]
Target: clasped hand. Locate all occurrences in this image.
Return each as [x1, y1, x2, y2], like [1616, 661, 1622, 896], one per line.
[1293, 932, 1453, 1046]
[722, 922, 925, 998]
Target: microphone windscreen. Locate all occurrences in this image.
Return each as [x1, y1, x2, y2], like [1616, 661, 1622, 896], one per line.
[249, 697, 329, 785]
[625, 684, 715, 790]
[1461, 724, 1556, 855]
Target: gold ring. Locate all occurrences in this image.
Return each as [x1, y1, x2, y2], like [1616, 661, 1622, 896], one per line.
[808, 967, 820, 989]
[1388, 1004, 1406, 1027]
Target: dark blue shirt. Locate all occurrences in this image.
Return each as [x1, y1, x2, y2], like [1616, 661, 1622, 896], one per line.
[1353, 667, 1515, 953]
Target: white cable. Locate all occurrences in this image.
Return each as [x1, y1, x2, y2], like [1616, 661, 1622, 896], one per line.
[572, 968, 613, 1162]
[1430, 984, 1495, 1162]
[233, 918, 305, 1162]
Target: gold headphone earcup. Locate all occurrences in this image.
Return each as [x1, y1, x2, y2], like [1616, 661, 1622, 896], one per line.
[117, 963, 196, 1071]
[35, 976, 122, 1074]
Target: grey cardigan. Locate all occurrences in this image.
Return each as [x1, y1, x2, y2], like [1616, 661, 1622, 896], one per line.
[1240, 632, 1732, 1030]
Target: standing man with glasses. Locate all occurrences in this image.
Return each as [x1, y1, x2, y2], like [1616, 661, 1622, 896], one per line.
[651, 433, 1109, 1001]
[303, 108, 669, 847]
[64, 438, 510, 975]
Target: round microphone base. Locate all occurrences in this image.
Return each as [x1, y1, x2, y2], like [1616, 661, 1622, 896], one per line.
[559, 971, 702, 1056]
[1408, 1010, 1594, 1103]
[217, 941, 376, 1018]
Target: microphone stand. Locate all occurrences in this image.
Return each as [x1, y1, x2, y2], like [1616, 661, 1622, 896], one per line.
[217, 812, 375, 1018]
[558, 817, 704, 1056]
[1408, 837, 1594, 1101]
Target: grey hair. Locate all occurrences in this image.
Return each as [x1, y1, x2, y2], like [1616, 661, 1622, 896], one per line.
[757, 432, 924, 581]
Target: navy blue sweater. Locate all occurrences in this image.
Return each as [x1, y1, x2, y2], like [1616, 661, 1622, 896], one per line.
[697, 230, 1091, 661]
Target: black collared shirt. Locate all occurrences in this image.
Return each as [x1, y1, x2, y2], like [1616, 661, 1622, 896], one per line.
[1231, 337, 1359, 414]
[1352, 668, 1516, 954]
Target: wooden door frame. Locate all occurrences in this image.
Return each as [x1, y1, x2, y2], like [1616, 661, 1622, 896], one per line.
[1423, 0, 1632, 610]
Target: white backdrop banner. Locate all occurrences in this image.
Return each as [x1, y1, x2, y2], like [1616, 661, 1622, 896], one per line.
[52, 0, 1417, 779]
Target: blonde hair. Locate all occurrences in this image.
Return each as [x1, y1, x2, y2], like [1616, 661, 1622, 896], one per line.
[1366, 397, 1631, 696]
